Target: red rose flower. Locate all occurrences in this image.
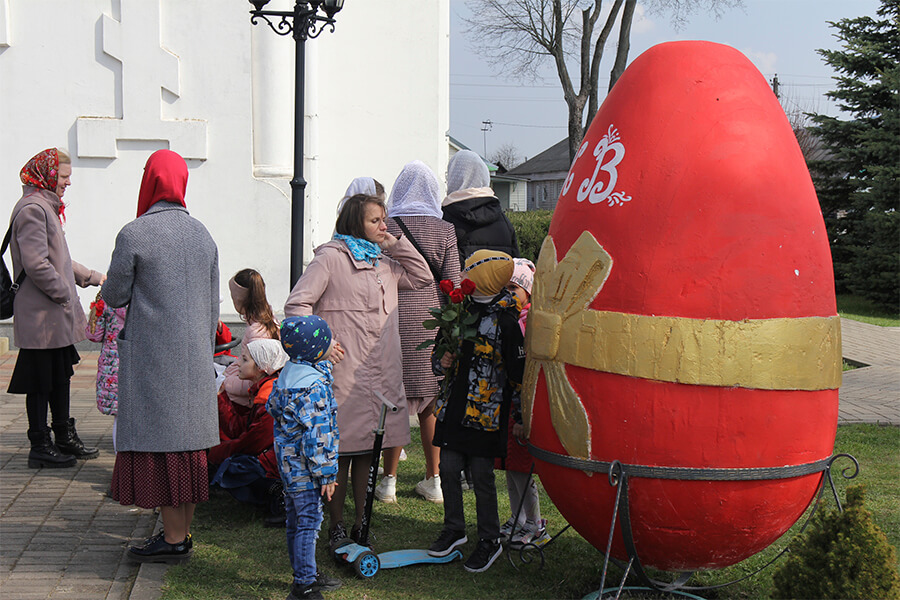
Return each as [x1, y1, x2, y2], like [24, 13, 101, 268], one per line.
[449, 289, 464, 303]
[460, 278, 477, 296]
[439, 279, 454, 295]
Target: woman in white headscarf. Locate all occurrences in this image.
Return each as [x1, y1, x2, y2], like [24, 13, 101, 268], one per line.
[374, 160, 461, 505]
[336, 177, 385, 219]
[442, 150, 519, 267]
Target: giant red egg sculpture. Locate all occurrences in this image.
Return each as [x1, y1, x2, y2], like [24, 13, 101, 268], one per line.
[523, 41, 841, 572]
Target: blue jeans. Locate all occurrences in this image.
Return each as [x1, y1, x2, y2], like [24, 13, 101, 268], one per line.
[285, 488, 323, 585]
[439, 448, 500, 541]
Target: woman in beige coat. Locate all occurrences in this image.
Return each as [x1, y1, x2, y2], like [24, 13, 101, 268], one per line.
[285, 192, 431, 544]
[6, 148, 105, 469]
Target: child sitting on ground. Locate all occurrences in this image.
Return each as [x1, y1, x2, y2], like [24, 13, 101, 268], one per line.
[497, 258, 550, 548]
[210, 339, 287, 524]
[268, 316, 343, 600]
[427, 250, 526, 574]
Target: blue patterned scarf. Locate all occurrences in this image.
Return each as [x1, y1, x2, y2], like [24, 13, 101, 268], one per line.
[335, 234, 382, 265]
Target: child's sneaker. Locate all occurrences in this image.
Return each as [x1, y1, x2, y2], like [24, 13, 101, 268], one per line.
[374, 474, 396, 503]
[427, 529, 467, 557]
[329, 522, 350, 552]
[287, 581, 324, 600]
[499, 517, 517, 542]
[312, 570, 342, 592]
[463, 538, 502, 573]
[415, 475, 443, 503]
[509, 519, 551, 549]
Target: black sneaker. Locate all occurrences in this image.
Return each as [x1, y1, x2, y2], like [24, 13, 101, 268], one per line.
[287, 582, 324, 600]
[329, 522, 350, 551]
[427, 529, 467, 557]
[127, 533, 192, 563]
[464, 538, 502, 573]
[311, 571, 342, 592]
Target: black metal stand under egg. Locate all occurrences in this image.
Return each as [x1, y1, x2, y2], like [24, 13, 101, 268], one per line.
[524, 443, 859, 600]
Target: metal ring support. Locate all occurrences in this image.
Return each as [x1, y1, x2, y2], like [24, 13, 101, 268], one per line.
[528, 443, 832, 481]
[528, 443, 859, 595]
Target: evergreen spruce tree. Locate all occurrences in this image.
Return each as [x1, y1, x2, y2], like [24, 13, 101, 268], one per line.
[772, 486, 900, 599]
[810, 0, 899, 309]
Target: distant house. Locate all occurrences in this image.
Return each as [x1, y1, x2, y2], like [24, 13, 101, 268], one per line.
[447, 135, 527, 211]
[505, 139, 571, 211]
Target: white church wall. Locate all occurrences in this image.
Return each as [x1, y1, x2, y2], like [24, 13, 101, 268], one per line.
[0, 0, 449, 330]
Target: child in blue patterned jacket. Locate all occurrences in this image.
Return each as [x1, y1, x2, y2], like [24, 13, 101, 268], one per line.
[268, 315, 343, 600]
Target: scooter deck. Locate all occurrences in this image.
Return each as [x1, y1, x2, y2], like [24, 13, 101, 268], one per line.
[378, 549, 462, 569]
[335, 542, 462, 568]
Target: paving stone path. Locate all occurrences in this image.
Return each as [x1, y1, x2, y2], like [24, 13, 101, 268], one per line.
[0, 317, 896, 599]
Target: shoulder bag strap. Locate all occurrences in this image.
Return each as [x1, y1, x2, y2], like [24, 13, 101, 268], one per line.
[3, 222, 27, 290]
[393, 217, 442, 282]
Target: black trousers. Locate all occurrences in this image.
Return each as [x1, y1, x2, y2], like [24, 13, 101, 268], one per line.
[26, 380, 71, 434]
[8, 347, 78, 434]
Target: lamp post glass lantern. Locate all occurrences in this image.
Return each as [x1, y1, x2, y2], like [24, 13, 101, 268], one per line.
[249, 0, 344, 287]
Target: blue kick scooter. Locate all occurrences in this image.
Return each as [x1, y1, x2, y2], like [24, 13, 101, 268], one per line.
[332, 392, 462, 578]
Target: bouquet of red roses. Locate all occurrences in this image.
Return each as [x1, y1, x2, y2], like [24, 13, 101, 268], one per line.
[416, 278, 480, 357]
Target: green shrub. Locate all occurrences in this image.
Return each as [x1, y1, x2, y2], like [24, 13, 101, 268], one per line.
[772, 485, 900, 599]
[507, 210, 553, 262]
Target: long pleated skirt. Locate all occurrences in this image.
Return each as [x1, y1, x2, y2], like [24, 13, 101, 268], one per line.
[111, 450, 209, 509]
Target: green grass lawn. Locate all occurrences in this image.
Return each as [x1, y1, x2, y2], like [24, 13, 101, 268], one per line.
[161, 424, 899, 600]
[837, 294, 900, 327]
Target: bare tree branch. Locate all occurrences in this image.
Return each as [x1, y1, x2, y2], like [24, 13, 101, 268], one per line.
[462, 0, 744, 161]
[608, 0, 636, 92]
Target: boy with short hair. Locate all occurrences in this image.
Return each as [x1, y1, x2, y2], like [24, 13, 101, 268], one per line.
[267, 315, 343, 600]
[427, 250, 526, 573]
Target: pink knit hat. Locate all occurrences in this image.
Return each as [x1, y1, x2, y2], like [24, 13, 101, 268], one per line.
[509, 258, 535, 295]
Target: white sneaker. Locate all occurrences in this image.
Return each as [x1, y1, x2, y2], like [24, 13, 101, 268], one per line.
[509, 519, 550, 549]
[374, 475, 396, 503]
[415, 475, 443, 503]
[499, 517, 517, 542]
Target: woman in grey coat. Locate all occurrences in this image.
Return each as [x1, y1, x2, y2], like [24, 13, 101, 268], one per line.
[102, 149, 219, 564]
[7, 148, 105, 469]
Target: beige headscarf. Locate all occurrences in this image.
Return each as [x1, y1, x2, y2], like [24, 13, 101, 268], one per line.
[246, 339, 288, 375]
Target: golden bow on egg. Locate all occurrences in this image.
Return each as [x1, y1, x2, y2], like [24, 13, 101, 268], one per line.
[522, 232, 613, 460]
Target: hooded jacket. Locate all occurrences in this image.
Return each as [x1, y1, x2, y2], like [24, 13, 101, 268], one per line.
[442, 189, 520, 268]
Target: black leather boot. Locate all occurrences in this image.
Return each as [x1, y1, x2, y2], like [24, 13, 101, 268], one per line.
[52, 418, 99, 459]
[27, 428, 77, 468]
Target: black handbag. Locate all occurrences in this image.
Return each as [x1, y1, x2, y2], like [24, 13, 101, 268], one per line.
[1, 224, 26, 320]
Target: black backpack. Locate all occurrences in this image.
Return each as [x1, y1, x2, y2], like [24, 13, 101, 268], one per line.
[1, 224, 26, 320]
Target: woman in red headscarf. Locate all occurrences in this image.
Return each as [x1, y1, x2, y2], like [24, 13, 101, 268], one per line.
[103, 149, 220, 564]
[6, 148, 105, 469]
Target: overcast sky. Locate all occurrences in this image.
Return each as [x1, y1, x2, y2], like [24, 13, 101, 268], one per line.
[449, 0, 882, 162]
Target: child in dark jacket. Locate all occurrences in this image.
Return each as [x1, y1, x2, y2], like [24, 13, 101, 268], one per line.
[427, 250, 525, 574]
[268, 316, 342, 600]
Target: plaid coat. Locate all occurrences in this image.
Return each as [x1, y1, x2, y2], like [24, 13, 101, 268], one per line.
[386, 216, 461, 398]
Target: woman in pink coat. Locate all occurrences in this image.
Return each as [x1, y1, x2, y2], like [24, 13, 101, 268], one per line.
[285, 192, 431, 545]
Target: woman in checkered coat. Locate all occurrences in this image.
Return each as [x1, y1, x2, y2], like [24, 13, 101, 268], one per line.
[377, 160, 461, 504]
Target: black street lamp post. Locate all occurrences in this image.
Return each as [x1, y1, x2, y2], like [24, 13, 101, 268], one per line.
[248, 0, 344, 287]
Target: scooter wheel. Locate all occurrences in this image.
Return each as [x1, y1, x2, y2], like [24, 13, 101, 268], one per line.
[354, 550, 380, 579]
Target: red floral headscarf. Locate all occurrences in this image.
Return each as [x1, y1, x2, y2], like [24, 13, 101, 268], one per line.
[20, 148, 66, 224]
[20, 148, 60, 192]
[136, 149, 188, 217]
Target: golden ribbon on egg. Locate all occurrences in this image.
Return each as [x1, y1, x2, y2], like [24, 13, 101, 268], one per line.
[522, 232, 842, 461]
